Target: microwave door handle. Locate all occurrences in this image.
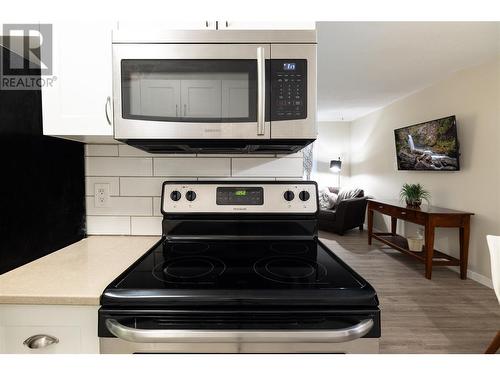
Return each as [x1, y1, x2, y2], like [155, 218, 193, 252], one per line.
[256, 47, 265, 136]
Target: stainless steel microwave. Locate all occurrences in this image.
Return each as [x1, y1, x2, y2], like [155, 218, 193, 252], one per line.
[112, 29, 317, 154]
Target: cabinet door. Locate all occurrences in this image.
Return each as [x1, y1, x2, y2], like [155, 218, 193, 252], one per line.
[139, 79, 181, 117]
[42, 21, 114, 138]
[180, 79, 222, 119]
[0, 305, 98, 354]
[117, 20, 216, 30]
[222, 79, 249, 118]
[221, 21, 316, 30]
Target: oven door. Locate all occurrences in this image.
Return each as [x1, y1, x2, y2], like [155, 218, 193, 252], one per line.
[113, 44, 270, 140]
[99, 310, 380, 354]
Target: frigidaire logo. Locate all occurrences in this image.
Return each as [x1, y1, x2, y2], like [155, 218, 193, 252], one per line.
[0, 24, 57, 90]
[204, 128, 222, 133]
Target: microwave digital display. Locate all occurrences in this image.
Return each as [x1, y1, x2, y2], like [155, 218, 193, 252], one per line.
[283, 63, 296, 71]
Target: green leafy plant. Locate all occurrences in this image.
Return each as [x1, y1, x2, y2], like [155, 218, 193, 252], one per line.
[400, 183, 430, 207]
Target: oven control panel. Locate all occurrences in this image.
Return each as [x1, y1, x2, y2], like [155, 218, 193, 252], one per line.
[162, 182, 317, 214]
[270, 59, 307, 121]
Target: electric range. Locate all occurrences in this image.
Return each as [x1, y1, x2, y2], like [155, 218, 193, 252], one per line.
[99, 181, 380, 353]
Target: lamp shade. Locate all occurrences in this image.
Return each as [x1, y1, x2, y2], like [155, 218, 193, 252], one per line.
[330, 159, 342, 172]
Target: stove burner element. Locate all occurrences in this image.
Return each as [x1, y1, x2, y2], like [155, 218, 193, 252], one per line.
[254, 256, 327, 284]
[270, 242, 309, 255]
[266, 259, 316, 278]
[170, 243, 210, 254]
[153, 256, 226, 284]
[165, 259, 215, 279]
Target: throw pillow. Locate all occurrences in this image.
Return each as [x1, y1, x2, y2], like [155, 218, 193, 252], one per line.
[319, 188, 338, 210]
[327, 192, 338, 208]
[335, 188, 363, 208]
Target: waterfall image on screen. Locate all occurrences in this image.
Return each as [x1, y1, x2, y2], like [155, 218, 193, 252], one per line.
[394, 116, 460, 171]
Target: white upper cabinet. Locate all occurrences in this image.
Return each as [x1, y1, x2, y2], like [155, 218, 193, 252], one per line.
[139, 79, 181, 117]
[117, 21, 217, 31]
[181, 80, 222, 118]
[220, 21, 316, 30]
[115, 21, 315, 31]
[42, 21, 115, 140]
[222, 79, 249, 118]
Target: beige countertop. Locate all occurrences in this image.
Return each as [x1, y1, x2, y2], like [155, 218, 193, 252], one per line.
[0, 236, 160, 306]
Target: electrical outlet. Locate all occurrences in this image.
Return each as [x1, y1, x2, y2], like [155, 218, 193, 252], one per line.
[94, 183, 110, 208]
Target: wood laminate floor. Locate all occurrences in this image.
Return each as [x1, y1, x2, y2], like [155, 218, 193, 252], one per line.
[319, 230, 500, 354]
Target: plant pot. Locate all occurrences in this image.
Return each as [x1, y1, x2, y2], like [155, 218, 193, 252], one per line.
[405, 198, 422, 207]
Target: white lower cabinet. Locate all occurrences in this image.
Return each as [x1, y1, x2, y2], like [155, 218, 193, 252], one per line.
[0, 305, 99, 354]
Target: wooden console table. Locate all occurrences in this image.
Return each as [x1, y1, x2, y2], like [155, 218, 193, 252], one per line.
[367, 199, 473, 279]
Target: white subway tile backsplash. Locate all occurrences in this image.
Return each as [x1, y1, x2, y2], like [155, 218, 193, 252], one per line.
[85, 177, 120, 196]
[283, 149, 304, 158]
[86, 216, 130, 235]
[120, 177, 188, 197]
[232, 157, 303, 177]
[118, 144, 195, 158]
[153, 197, 162, 216]
[131, 216, 163, 235]
[117, 144, 153, 157]
[85, 147, 304, 235]
[86, 157, 153, 176]
[154, 158, 231, 177]
[84, 144, 119, 157]
[85, 196, 152, 216]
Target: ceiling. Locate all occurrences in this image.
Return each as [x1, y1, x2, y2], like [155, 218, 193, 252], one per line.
[317, 22, 500, 121]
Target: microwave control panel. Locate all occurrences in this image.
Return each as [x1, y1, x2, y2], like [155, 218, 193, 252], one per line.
[270, 59, 307, 121]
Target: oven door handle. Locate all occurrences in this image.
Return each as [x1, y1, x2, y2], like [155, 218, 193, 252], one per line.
[105, 318, 373, 343]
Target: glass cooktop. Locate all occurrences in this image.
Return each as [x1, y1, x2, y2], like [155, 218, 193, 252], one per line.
[102, 239, 378, 307]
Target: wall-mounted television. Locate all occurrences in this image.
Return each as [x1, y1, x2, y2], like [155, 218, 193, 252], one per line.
[394, 115, 460, 171]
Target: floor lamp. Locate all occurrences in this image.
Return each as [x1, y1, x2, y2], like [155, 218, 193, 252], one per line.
[330, 158, 342, 188]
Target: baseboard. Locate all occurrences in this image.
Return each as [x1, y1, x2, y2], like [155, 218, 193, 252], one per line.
[446, 266, 493, 289]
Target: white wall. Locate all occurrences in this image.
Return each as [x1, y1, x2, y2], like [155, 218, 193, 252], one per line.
[84, 146, 304, 235]
[312, 121, 351, 189]
[349, 57, 500, 282]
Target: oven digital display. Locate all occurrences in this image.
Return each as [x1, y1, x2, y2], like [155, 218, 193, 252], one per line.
[216, 187, 264, 205]
[283, 63, 296, 71]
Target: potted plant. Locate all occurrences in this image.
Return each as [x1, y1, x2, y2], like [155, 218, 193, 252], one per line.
[400, 183, 430, 207]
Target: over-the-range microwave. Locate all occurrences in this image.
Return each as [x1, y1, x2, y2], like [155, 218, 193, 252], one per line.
[111, 29, 317, 154]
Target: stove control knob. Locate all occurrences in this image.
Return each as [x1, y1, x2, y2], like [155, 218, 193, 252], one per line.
[283, 190, 295, 201]
[186, 190, 197, 202]
[170, 190, 181, 201]
[299, 190, 310, 201]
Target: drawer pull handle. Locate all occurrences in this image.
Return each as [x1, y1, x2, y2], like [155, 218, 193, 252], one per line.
[378, 205, 383, 209]
[23, 334, 59, 349]
[401, 211, 406, 215]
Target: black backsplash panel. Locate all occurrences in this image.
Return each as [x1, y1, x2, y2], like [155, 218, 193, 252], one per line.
[0, 47, 86, 274]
